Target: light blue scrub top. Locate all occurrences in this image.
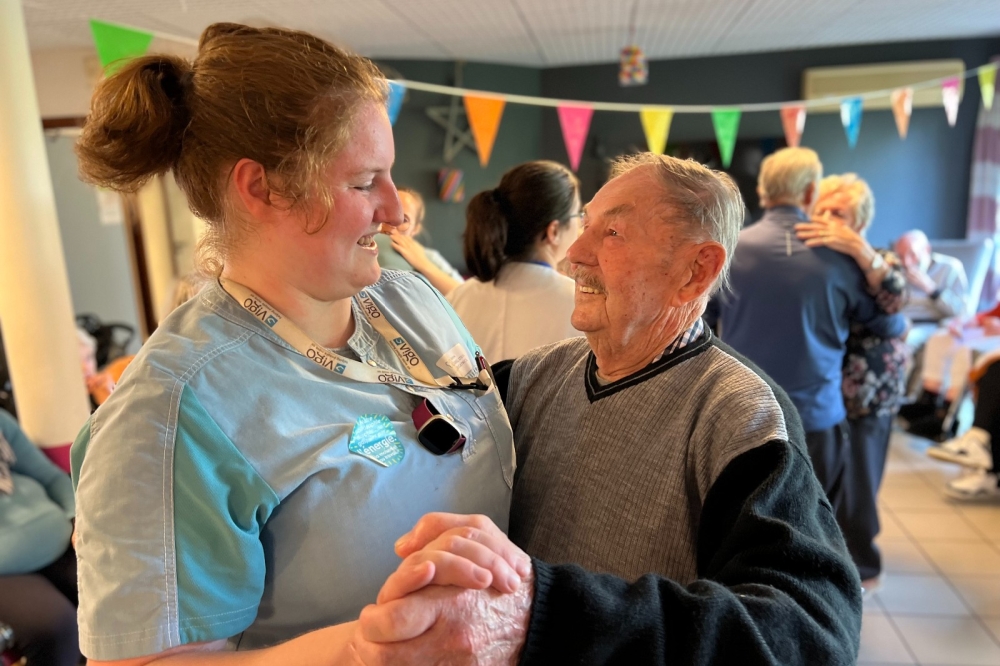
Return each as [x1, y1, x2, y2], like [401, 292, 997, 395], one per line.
[71, 271, 514, 661]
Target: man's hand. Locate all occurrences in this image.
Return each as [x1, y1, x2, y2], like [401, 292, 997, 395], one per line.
[352, 575, 533, 666]
[903, 265, 937, 293]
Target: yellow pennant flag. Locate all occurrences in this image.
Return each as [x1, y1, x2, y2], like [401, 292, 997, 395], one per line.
[980, 64, 997, 110]
[463, 96, 506, 167]
[640, 108, 673, 155]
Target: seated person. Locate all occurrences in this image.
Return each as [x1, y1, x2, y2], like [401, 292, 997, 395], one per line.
[0, 409, 80, 666]
[899, 296, 1000, 439]
[895, 230, 968, 335]
[376, 187, 463, 295]
[352, 153, 862, 666]
[926, 350, 1000, 500]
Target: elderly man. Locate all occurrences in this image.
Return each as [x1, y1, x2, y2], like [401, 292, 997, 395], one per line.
[349, 154, 862, 665]
[709, 149, 906, 539]
[895, 230, 968, 325]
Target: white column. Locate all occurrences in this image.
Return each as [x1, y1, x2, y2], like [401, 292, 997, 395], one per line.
[0, 0, 92, 469]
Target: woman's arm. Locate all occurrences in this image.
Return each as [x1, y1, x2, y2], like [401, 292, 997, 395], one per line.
[90, 623, 357, 666]
[388, 234, 461, 295]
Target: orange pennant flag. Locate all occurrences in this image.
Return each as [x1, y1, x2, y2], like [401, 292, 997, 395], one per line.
[891, 88, 913, 139]
[463, 96, 506, 167]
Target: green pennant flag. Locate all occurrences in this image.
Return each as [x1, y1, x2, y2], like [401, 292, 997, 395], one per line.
[89, 19, 154, 73]
[711, 108, 742, 169]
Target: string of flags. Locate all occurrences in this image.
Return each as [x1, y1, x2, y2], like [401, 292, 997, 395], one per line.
[88, 18, 999, 173]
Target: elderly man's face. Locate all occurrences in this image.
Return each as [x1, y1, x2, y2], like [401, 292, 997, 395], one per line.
[566, 168, 705, 343]
[896, 234, 931, 272]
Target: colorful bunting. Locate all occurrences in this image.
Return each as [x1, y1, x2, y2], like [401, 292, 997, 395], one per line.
[619, 46, 649, 87]
[463, 96, 506, 167]
[840, 97, 863, 149]
[89, 19, 154, 72]
[711, 109, 741, 169]
[640, 108, 673, 155]
[557, 105, 594, 172]
[779, 105, 806, 148]
[979, 64, 997, 110]
[942, 77, 961, 127]
[890, 88, 913, 140]
[438, 168, 465, 203]
[387, 82, 406, 126]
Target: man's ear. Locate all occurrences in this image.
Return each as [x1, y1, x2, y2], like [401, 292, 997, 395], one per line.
[801, 181, 818, 208]
[673, 242, 726, 305]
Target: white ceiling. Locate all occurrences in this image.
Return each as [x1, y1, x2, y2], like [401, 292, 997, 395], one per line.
[22, 0, 1000, 67]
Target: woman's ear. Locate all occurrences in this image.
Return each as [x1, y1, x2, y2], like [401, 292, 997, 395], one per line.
[231, 158, 275, 219]
[544, 219, 562, 245]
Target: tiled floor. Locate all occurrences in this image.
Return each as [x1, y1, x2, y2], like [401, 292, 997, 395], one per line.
[859, 431, 1000, 666]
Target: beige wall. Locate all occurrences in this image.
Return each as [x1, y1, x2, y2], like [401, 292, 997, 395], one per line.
[30, 47, 99, 118]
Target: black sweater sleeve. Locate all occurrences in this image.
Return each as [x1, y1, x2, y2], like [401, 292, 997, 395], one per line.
[517, 439, 863, 666]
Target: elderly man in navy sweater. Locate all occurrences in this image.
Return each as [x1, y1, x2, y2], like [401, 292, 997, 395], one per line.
[709, 147, 907, 524]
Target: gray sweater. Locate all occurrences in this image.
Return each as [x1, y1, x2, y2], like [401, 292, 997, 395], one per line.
[502, 332, 862, 665]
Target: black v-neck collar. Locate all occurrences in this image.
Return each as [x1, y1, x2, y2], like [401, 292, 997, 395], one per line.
[584, 327, 714, 403]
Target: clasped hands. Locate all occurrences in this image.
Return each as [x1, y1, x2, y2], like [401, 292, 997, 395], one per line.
[348, 513, 534, 666]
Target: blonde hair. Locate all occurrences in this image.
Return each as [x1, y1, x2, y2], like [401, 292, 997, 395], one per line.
[757, 147, 822, 208]
[76, 23, 388, 275]
[818, 173, 875, 233]
[609, 153, 744, 293]
[398, 187, 426, 234]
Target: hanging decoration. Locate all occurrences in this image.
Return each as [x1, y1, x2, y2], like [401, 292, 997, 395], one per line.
[89, 19, 154, 72]
[618, 0, 648, 86]
[979, 64, 997, 111]
[558, 105, 594, 172]
[942, 77, 961, 127]
[639, 108, 673, 154]
[779, 105, 806, 148]
[438, 168, 465, 203]
[890, 88, 913, 139]
[840, 97, 863, 148]
[711, 109, 741, 169]
[619, 46, 649, 87]
[463, 96, 506, 167]
[387, 82, 406, 126]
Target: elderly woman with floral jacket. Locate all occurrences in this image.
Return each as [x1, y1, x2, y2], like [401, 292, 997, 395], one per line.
[796, 173, 909, 593]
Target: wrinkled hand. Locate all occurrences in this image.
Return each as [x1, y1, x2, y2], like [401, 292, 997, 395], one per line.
[389, 232, 431, 272]
[352, 578, 533, 666]
[349, 514, 534, 665]
[903, 265, 938, 293]
[795, 215, 864, 258]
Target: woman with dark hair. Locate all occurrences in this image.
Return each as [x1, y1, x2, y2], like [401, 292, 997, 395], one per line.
[448, 160, 582, 361]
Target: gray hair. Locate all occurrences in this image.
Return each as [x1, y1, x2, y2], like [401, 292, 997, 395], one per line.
[818, 173, 875, 233]
[609, 153, 744, 293]
[757, 147, 822, 207]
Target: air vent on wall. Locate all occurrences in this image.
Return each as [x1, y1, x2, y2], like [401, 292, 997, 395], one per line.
[802, 59, 965, 112]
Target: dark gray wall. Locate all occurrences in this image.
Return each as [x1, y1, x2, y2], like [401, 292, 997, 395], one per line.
[377, 60, 542, 270]
[540, 37, 1000, 248]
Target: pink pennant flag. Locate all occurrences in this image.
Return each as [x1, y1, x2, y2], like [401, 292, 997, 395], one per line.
[780, 105, 806, 148]
[557, 105, 594, 172]
[942, 77, 961, 127]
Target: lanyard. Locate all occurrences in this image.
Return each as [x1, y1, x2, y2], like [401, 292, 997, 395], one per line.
[221, 279, 484, 390]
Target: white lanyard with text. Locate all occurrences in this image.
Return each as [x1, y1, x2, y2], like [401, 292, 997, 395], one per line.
[221, 279, 488, 390]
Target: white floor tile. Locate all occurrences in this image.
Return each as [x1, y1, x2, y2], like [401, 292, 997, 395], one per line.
[949, 576, 1000, 618]
[892, 616, 1000, 665]
[893, 509, 984, 542]
[879, 537, 939, 575]
[876, 574, 969, 616]
[956, 506, 1000, 543]
[920, 542, 1000, 577]
[858, 613, 916, 664]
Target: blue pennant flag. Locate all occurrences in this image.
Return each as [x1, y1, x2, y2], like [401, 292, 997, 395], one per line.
[840, 97, 863, 149]
[387, 82, 406, 126]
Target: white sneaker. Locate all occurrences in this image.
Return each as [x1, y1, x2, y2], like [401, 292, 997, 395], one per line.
[945, 469, 1000, 501]
[927, 427, 993, 469]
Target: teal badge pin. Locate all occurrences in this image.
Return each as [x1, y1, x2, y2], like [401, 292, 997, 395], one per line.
[349, 415, 405, 467]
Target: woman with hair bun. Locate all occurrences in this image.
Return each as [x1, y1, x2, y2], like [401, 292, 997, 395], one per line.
[448, 161, 582, 361]
[70, 23, 516, 664]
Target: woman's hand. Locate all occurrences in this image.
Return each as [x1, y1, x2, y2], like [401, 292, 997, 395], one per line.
[981, 316, 1000, 336]
[795, 213, 865, 259]
[388, 231, 431, 272]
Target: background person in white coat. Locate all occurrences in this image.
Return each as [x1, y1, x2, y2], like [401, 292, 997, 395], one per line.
[448, 161, 582, 361]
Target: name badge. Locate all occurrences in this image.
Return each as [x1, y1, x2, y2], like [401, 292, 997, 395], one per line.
[349, 415, 405, 467]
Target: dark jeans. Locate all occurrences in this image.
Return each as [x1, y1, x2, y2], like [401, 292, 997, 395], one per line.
[804, 420, 851, 517]
[840, 413, 894, 581]
[974, 362, 1000, 473]
[0, 545, 79, 666]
